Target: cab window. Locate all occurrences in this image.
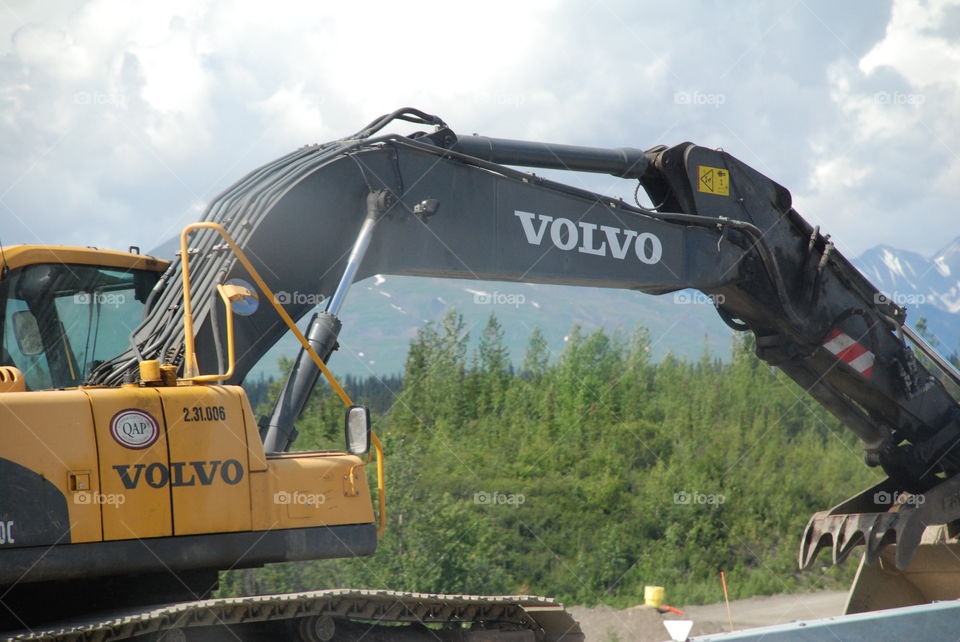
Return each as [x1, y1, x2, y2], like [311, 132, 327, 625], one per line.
[0, 263, 158, 390]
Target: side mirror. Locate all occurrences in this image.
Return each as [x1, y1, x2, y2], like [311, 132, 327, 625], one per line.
[344, 405, 371, 455]
[12, 310, 43, 356]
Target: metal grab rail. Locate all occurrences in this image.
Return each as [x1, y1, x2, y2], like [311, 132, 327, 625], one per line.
[177, 221, 387, 537]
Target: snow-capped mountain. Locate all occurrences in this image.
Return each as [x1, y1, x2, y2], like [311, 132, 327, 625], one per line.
[853, 238, 960, 353]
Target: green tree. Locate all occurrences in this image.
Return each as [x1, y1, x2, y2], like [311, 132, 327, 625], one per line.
[521, 326, 550, 379]
[222, 317, 878, 608]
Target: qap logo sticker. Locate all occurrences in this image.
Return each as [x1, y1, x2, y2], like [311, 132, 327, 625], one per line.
[110, 409, 160, 450]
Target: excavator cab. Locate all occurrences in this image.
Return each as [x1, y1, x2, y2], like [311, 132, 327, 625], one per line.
[0, 247, 164, 390]
[0, 242, 382, 632]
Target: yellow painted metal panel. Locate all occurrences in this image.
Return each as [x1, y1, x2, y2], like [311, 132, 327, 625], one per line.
[0, 390, 102, 543]
[160, 385, 252, 535]
[84, 388, 172, 540]
[0, 245, 167, 273]
[238, 390, 267, 473]
[255, 453, 375, 531]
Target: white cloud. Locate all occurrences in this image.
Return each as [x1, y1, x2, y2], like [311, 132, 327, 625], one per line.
[1, 0, 957, 263]
[860, 0, 960, 87]
[810, 154, 871, 192]
[795, 0, 960, 256]
[252, 83, 326, 147]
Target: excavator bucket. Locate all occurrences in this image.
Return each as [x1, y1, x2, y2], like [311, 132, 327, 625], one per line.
[800, 472, 960, 571]
[801, 475, 960, 614]
[845, 526, 960, 614]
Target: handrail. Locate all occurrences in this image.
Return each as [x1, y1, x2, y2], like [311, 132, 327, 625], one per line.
[371, 432, 386, 538]
[178, 221, 387, 537]
[184, 283, 244, 383]
[179, 222, 353, 404]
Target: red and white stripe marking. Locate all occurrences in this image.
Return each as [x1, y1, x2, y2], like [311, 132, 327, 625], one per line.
[823, 329, 874, 378]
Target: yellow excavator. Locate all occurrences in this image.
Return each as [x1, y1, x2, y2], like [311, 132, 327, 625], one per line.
[3, 108, 960, 640]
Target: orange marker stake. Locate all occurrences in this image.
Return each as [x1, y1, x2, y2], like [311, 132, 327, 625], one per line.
[720, 571, 734, 632]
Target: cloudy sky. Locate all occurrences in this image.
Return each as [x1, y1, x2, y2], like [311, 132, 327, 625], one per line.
[1, 0, 958, 260]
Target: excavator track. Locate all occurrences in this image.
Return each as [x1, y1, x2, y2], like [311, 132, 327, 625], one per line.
[4, 590, 584, 642]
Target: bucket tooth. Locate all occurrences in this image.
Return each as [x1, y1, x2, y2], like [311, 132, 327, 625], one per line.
[834, 516, 868, 565]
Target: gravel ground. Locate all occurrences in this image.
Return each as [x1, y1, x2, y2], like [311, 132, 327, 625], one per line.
[567, 590, 848, 642]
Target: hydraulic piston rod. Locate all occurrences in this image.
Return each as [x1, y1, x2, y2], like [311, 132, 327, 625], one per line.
[325, 191, 389, 316]
[451, 135, 650, 179]
[260, 190, 391, 452]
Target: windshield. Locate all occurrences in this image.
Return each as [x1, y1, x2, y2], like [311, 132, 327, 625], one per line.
[0, 263, 159, 390]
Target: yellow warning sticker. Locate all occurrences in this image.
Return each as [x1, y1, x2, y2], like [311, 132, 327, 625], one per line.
[697, 165, 730, 196]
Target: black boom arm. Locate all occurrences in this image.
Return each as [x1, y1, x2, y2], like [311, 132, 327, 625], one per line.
[92, 109, 960, 503]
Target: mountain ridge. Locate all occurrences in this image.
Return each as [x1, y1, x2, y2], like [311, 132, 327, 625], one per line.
[852, 236, 960, 353]
[153, 235, 960, 381]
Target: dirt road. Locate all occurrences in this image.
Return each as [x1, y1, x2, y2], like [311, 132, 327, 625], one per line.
[568, 590, 848, 642]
